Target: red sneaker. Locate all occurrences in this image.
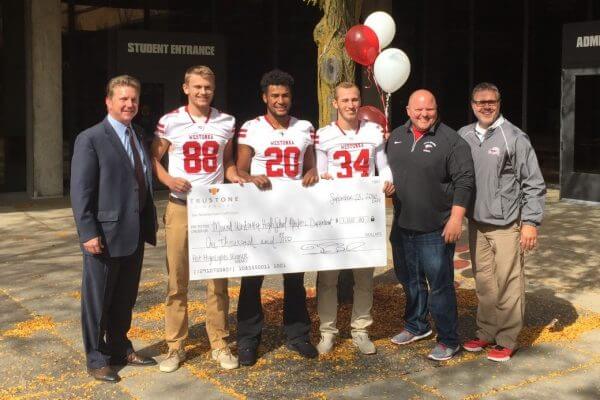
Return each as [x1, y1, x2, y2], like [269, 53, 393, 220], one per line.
[463, 338, 493, 352]
[487, 345, 514, 362]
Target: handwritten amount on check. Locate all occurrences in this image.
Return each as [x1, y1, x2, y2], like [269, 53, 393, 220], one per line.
[195, 233, 377, 253]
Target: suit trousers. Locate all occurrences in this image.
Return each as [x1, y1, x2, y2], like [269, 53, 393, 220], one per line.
[468, 220, 525, 350]
[164, 201, 230, 353]
[317, 268, 374, 336]
[236, 273, 311, 349]
[81, 238, 143, 369]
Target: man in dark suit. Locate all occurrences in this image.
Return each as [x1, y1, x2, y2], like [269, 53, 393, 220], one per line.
[71, 75, 158, 383]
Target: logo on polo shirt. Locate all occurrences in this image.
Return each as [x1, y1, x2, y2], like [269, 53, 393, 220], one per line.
[423, 141, 437, 153]
[488, 147, 500, 156]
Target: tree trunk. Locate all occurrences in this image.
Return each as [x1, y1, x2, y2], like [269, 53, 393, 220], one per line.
[308, 0, 362, 303]
[311, 0, 362, 128]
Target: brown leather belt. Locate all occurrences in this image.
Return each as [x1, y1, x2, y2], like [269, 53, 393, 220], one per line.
[168, 196, 187, 206]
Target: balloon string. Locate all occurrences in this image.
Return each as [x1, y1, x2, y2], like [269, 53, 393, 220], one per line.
[369, 73, 388, 136]
[365, 65, 390, 137]
[384, 93, 391, 134]
[364, 66, 374, 90]
[373, 72, 383, 98]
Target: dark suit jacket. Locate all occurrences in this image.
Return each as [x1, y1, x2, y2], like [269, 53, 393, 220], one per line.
[70, 117, 157, 258]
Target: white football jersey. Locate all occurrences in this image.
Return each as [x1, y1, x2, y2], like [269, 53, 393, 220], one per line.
[155, 106, 235, 199]
[238, 115, 315, 181]
[315, 120, 388, 178]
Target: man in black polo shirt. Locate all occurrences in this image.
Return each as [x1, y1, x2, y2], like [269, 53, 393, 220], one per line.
[386, 89, 474, 361]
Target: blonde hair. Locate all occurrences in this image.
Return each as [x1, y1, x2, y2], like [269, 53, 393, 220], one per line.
[184, 65, 215, 84]
[106, 75, 141, 98]
[334, 81, 359, 99]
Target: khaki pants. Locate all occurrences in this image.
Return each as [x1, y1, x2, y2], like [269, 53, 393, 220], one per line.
[469, 220, 525, 350]
[317, 268, 374, 336]
[164, 201, 230, 353]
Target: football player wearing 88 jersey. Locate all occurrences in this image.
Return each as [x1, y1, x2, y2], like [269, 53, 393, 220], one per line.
[235, 69, 319, 366]
[151, 66, 245, 372]
[155, 105, 235, 198]
[314, 82, 394, 357]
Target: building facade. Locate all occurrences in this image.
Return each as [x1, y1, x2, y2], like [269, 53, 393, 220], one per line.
[0, 0, 599, 199]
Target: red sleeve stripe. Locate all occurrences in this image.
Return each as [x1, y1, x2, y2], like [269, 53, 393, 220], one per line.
[237, 133, 247, 138]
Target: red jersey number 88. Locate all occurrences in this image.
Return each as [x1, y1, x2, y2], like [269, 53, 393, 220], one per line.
[182, 140, 219, 173]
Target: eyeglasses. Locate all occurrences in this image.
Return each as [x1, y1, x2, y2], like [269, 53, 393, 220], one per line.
[472, 99, 499, 108]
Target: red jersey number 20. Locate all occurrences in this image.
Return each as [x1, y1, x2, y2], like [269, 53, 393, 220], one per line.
[182, 140, 219, 173]
[265, 146, 301, 177]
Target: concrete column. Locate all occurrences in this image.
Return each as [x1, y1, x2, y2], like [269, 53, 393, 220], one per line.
[25, 0, 63, 198]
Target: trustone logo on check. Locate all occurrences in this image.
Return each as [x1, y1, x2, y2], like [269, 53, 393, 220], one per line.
[191, 189, 240, 209]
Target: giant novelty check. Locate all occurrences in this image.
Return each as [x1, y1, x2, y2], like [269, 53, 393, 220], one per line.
[187, 177, 387, 280]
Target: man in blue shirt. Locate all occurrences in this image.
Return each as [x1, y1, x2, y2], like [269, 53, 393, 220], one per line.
[71, 75, 158, 383]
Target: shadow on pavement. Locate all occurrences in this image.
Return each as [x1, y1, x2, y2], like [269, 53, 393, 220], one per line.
[372, 268, 580, 348]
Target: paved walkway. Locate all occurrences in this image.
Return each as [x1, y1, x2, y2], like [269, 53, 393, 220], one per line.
[0, 189, 598, 400]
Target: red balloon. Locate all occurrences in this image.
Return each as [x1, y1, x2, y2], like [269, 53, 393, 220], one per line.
[358, 105, 387, 129]
[345, 25, 379, 66]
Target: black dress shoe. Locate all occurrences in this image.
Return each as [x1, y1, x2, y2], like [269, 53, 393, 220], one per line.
[88, 366, 120, 383]
[238, 347, 258, 366]
[126, 352, 157, 366]
[287, 340, 318, 359]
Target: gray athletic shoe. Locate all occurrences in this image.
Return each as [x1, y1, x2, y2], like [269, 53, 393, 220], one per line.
[159, 349, 186, 373]
[390, 329, 433, 345]
[427, 343, 460, 361]
[211, 346, 239, 370]
[351, 332, 376, 355]
[316, 333, 336, 355]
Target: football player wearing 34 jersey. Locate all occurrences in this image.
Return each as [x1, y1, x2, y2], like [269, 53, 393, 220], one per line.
[314, 82, 394, 356]
[151, 66, 245, 372]
[235, 69, 319, 366]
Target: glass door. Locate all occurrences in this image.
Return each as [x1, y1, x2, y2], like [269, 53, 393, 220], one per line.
[560, 69, 600, 202]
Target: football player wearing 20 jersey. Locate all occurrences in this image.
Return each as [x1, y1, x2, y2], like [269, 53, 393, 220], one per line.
[314, 82, 394, 356]
[151, 66, 245, 372]
[235, 69, 319, 366]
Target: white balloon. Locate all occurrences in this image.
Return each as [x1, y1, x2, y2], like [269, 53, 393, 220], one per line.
[364, 11, 396, 50]
[373, 48, 411, 94]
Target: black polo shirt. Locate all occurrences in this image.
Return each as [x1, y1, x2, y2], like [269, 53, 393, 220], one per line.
[386, 121, 474, 233]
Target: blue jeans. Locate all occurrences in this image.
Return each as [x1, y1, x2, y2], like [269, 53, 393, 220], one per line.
[391, 228, 459, 348]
